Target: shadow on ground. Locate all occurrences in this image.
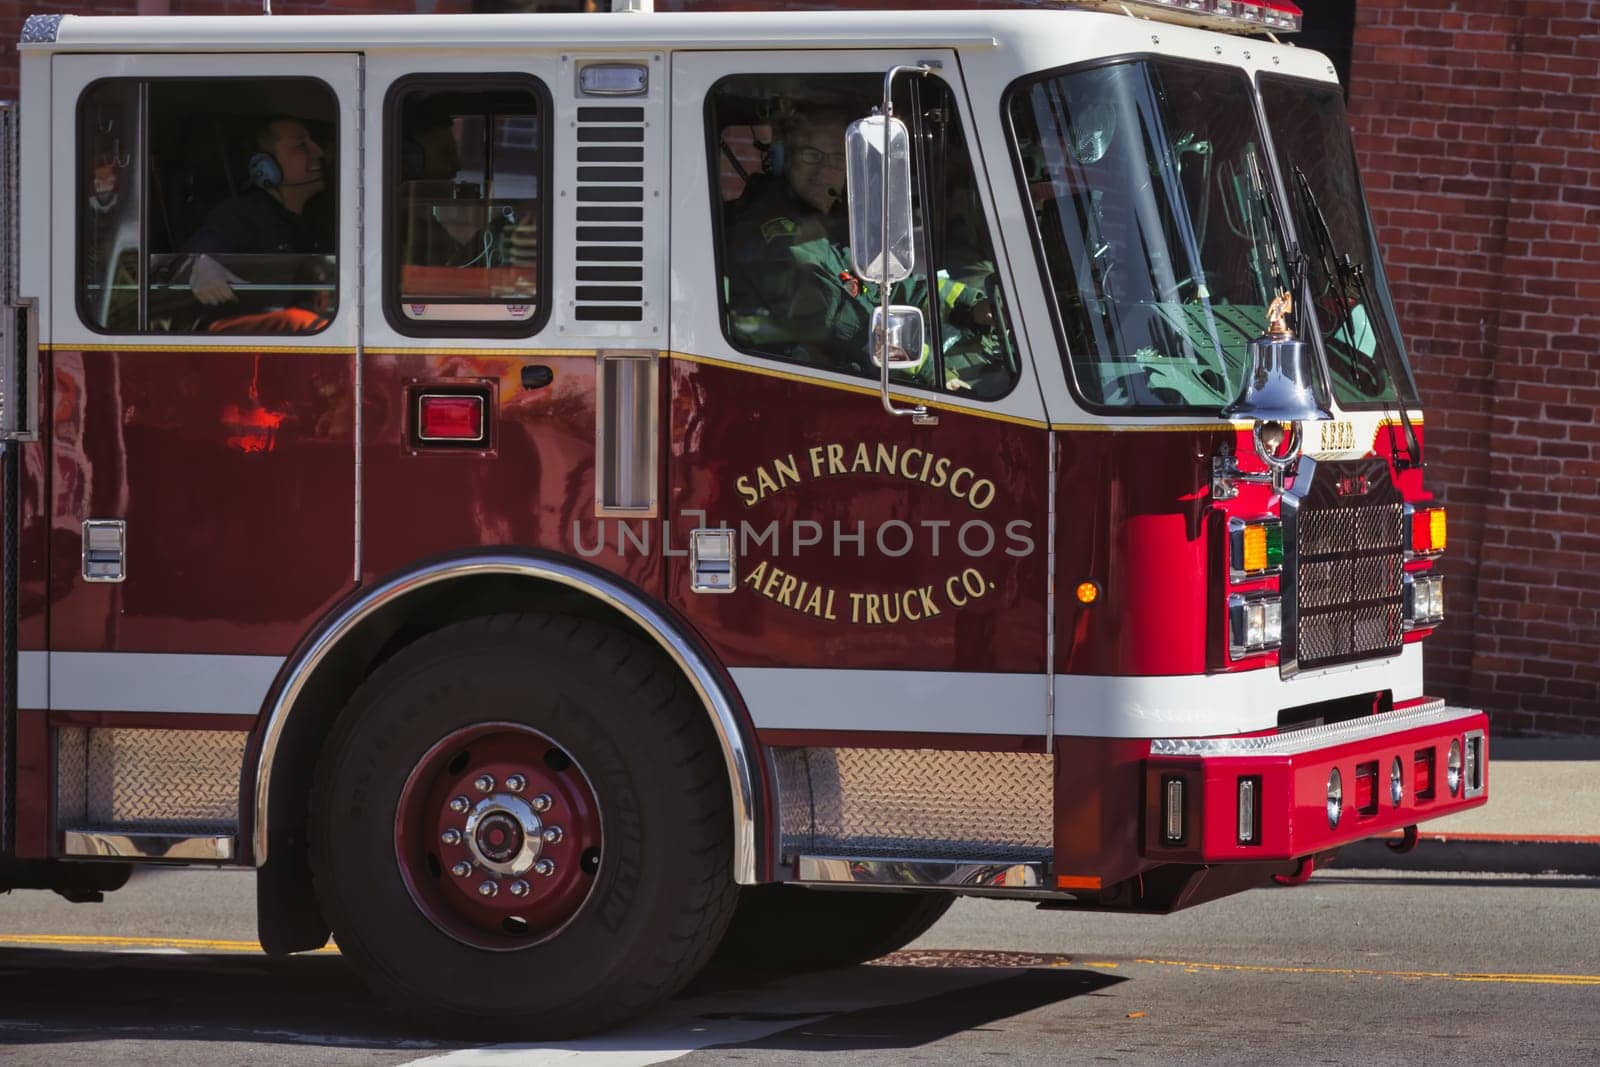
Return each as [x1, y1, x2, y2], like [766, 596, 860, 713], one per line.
[0, 946, 1123, 1054]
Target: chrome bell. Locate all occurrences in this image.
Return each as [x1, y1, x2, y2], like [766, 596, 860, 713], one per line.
[1223, 333, 1332, 425]
[1215, 292, 1331, 496]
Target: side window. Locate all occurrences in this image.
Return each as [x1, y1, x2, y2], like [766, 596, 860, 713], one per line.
[385, 76, 548, 336]
[708, 73, 1019, 400]
[77, 78, 338, 335]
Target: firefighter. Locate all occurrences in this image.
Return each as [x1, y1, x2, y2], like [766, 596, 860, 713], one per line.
[181, 114, 334, 330]
[725, 106, 992, 384]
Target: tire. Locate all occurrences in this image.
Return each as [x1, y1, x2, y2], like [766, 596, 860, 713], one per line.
[309, 613, 737, 1036]
[709, 884, 954, 974]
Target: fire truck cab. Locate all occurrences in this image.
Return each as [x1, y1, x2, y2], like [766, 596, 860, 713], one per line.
[0, 0, 1486, 1034]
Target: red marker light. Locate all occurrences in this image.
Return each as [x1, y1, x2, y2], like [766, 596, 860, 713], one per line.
[418, 394, 485, 443]
[1414, 749, 1435, 799]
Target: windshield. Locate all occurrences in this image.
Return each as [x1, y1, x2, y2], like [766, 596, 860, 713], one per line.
[1260, 76, 1418, 410]
[1008, 60, 1291, 411]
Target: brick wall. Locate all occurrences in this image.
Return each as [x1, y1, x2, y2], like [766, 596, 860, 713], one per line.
[1349, 0, 1600, 734]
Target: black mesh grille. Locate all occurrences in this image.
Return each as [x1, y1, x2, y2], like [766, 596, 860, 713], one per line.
[1290, 460, 1405, 671]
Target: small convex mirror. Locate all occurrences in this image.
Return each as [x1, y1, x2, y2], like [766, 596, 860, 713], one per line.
[869, 304, 925, 370]
[845, 113, 915, 285]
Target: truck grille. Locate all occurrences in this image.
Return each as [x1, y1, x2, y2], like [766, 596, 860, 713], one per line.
[1287, 459, 1405, 672]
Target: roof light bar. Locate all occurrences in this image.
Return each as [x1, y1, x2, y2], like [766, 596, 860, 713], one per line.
[1082, 0, 1302, 34]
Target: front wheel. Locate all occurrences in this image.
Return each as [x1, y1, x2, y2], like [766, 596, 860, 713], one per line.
[309, 613, 737, 1036]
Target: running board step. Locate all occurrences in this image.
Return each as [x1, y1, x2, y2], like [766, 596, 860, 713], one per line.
[61, 830, 236, 862]
[794, 855, 1051, 892]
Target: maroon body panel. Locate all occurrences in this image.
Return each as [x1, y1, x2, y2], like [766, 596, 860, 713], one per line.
[666, 359, 1048, 672]
[361, 352, 658, 595]
[1054, 428, 1222, 677]
[1053, 736, 1152, 888]
[18, 424, 49, 654]
[48, 347, 355, 656]
[47, 710, 255, 731]
[14, 710, 49, 859]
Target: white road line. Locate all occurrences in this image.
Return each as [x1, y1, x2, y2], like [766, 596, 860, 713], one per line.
[403, 964, 1006, 1066]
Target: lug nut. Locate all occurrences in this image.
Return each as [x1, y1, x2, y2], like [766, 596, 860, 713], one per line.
[542, 826, 563, 845]
[441, 829, 462, 846]
[478, 880, 499, 897]
[530, 793, 553, 813]
[505, 774, 526, 793]
[449, 795, 470, 814]
[508, 880, 530, 898]
[451, 861, 472, 878]
[534, 858, 556, 877]
[474, 774, 496, 793]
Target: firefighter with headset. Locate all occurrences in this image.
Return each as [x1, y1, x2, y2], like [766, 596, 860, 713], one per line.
[724, 104, 993, 387]
[182, 114, 333, 331]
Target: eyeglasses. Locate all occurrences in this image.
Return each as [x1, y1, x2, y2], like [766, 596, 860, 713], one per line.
[792, 145, 847, 168]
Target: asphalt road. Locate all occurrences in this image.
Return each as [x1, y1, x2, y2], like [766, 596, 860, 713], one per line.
[0, 866, 1596, 1064]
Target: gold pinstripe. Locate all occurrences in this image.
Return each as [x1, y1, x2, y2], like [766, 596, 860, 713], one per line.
[667, 350, 1051, 430]
[43, 343, 355, 355]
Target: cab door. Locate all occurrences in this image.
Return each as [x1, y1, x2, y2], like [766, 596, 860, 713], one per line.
[47, 54, 361, 718]
[667, 50, 1053, 744]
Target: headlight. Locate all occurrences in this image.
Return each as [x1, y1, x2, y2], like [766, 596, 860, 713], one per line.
[1404, 572, 1445, 629]
[1327, 767, 1343, 829]
[1229, 594, 1283, 657]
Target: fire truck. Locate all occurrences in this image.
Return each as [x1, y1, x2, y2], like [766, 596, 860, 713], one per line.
[0, 0, 1486, 1034]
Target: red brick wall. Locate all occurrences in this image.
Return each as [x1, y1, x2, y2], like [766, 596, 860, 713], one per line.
[1350, 0, 1600, 734]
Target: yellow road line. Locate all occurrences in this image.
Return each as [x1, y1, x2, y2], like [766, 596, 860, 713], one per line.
[0, 933, 338, 954]
[1133, 957, 1600, 987]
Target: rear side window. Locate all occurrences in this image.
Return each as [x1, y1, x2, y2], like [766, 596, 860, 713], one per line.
[384, 76, 550, 337]
[77, 77, 338, 335]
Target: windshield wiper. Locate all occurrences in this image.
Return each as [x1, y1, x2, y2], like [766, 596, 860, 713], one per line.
[1290, 166, 1421, 469]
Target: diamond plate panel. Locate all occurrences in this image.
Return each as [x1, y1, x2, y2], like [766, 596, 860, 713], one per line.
[56, 726, 88, 823]
[61, 729, 244, 832]
[776, 747, 1053, 862]
[20, 14, 63, 44]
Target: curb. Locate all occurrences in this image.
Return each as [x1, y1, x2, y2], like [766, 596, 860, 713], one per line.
[1338, 832, 1600, 876]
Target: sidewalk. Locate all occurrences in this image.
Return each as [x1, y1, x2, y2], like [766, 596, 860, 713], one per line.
[1338, 735, 1600, 875]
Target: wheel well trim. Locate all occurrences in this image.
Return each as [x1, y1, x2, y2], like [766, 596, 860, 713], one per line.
[251, 554, 760, 884]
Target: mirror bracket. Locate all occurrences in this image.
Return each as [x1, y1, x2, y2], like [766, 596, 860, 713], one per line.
[876, 62, 935, 423]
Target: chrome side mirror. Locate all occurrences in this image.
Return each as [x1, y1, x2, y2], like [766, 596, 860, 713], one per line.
[869, 304, 925, 371]
[844, 113, 914, 287]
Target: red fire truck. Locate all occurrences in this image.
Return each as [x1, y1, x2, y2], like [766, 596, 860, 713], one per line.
[0, 0, 1485, 1034]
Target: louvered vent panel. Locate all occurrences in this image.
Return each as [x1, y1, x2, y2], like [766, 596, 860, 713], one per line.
[573, 105, 646, 323]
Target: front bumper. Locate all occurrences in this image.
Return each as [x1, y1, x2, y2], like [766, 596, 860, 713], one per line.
[1143, 699, 1487, 862]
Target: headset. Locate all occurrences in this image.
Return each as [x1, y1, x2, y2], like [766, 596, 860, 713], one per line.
[764, 136, 787, 178]
[247, 150, 283, 190]
[248, 117, 327, 191]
